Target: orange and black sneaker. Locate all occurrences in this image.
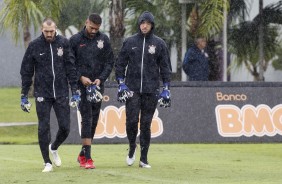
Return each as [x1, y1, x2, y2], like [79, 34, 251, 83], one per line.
[85, 159, 95, 169]
[77, 154, 86, 167]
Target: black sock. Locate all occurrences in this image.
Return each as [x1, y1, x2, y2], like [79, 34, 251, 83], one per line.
[79, 146, 85, 156]
[84, 145, 91, 160]
[51, 143, 57, 151]
[140, 146, 149, 163]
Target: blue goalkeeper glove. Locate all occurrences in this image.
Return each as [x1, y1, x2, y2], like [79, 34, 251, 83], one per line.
[158, 83, 171, 108]
[117, 78, 133, 103]
[86, 84, 103, 103]
[70, 91, 81, 107]
[20, 95, 32, 113]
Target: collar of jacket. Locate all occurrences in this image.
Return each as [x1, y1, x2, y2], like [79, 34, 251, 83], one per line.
[81, 26, 101, 39]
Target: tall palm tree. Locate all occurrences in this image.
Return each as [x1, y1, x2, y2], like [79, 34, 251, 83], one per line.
[0, 0, 64, 49]
[109, 0, 125, 56]
[197, 0, 230, 38]
[228, 1, 282, 81]
[0, 0, 64, 97]
[107, 0, 126, 81]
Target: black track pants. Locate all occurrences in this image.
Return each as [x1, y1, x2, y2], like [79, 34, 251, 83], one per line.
[79, 94, 102, 139]
[125, 92, 158, 163]
[36, 97, 70, 164]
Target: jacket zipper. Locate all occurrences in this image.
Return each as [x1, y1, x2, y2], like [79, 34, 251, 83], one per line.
[140, 37, 146, 93]
[50, 44, 56, 98]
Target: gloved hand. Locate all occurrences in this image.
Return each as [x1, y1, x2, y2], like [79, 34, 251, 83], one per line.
[117, 78, 133, 103]
[20, 95, 32, 113]
[158, 83, 171, 108]
[86, 84, 103, 103]
[70, 91, 81, 107]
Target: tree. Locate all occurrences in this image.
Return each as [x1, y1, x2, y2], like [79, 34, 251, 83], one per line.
[107, 0, 126, 81]
[272, 47, 282, 70]
[228, 1, 282, 81]
[197, 0, 230, 38]
[57, 0, 107, 36]
[109, 0, 125, 56]
[0, 0, 64, 49]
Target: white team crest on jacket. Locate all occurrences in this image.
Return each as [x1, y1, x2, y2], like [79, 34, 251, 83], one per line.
[148, 45, 156, 54]
[97, 40, 104, 49]
[37, 97, 44, 102]
[57, 47, 63, 56]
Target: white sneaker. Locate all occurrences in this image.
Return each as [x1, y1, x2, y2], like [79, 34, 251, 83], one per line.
[42, 163, 53, 172]
[139, 161, 151, 168]
[126, 147, 137, 166]
[49, 144, 61, 167]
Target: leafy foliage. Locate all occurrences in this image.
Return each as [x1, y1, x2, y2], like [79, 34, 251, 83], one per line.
[272, 46, 282, 70]
[197, 0, 230, 38]
[0, 0, 64, 45]
[229, 0, 249, 22]
[57, 0, 107, 34]
[228, 1, 282, 80]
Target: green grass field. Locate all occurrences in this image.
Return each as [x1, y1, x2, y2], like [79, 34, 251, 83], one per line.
[1, 88, 282, 183]
[0, 87, 38, 144]
[1, 144, 282, 184]
[0, 87, 37, 122]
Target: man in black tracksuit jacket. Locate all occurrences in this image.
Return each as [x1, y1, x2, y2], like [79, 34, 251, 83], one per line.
[20, 18, 78, 172]
[115, 11, 172, 168]
[69, 13, 114, 169]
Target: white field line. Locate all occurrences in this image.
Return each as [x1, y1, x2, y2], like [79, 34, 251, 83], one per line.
[0, 122, 37, 127]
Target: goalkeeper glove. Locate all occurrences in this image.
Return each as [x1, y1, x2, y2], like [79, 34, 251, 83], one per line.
[86, 84, 103, 103]
[20, 95, 32, 113]
[70, 91, 81, 107]
[117, 78, 133, 103]
[158, 82, 171, 108]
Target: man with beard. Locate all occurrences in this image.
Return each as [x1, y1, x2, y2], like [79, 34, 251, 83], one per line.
[69, 13, 114, 169]
[20, 18, 80, 172]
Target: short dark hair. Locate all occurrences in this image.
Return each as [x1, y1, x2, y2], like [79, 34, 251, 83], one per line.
[88, 13, 102, 25]
[194, 36, 206, 44]
[42, 17, 56, 26]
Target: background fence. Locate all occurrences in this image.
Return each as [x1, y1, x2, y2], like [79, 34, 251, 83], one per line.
[50, 81, 282, 144]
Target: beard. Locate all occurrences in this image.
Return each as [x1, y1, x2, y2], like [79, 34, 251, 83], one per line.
[45, 36, 55, 43]
[88, 33, 96, 39]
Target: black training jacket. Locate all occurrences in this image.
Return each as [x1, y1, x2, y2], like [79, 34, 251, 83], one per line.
[20, 34, 78, 98]
[115, 33, 172, 94]
[69, 28, 114, 88]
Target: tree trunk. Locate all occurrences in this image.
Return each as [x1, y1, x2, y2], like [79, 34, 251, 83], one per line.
[23, 25, 34, 97]
[109, 0, 125, 81]
[258, 0, 264, 81]
[189, 5, 200, 37]
[23, 25, 31, 49]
